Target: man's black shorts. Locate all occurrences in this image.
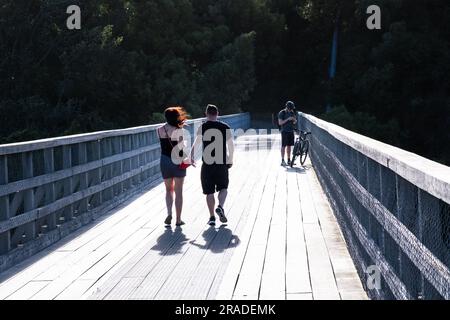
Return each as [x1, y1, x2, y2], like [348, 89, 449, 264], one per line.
[281, 132, 295, 147]
[201, 164, 229, 195]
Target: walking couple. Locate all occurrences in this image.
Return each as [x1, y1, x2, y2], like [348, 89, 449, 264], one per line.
[157, 104, 234, 227]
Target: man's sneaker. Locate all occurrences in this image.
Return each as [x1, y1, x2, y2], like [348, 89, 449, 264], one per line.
[164, 215, 172, 226]
[281, 160, 287, 166]
[216, 206, 228, 223]
[287, 159, 291, 166]
[208, 216, 216, 226]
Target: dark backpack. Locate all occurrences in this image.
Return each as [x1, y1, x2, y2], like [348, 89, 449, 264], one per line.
[272, 112, 281, 130]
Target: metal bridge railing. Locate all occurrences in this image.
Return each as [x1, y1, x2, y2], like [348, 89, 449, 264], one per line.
[299, 112, 450, 300]
[0, 113, 250, 272]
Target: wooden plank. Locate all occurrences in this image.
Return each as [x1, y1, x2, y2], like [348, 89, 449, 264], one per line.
[286, 167, 311, 295]
[303, 223, 340, 300]
[55, 279, 94, 300]
[232, 164, 279, 300]
[103, 277, 143, 300]
[296, 163, 318, 225]
[5, 281, 49, 300]
[287, 293, 313, 300]
[259, 170, 287, 300]
[78, 228, 156, 281]
[305, 166, 367, 300]
[30, 249, 110, 299]
[0, 251, 70, 300]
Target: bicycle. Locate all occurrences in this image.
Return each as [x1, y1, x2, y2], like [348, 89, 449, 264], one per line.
[290, 131, 311, 167]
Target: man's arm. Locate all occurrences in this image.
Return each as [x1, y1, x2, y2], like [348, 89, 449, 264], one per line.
[189, 126, 202, 165]
[278, 112, 294, 126]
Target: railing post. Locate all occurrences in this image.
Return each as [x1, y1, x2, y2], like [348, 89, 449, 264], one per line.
[417, 191, 425, 299]
[396, 175, 421, 298]
[78, 143, 89, 214]
[21, 152, 36, 242]
[138, 133, 144, 182]
[367, 159, 384, 251]
[104, 139, 114, 201]
[93, 140, 103, 207]
[115, 136, 124, 195]
[62, 145, 74, 222]
[126, 135, 133, 189]
[417, 189, 445, 299]
[43, 148, 56, 230]
[132, 134, 140, 186]
[0, 155, 10, 254]
[378, 165, 385, 253]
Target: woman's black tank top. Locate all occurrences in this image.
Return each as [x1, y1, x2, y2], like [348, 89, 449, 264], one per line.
[159, 126, 180, 157]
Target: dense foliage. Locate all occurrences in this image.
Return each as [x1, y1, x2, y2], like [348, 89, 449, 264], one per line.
[0, 0, 449, 164]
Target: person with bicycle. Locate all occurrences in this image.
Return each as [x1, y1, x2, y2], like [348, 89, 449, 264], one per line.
[278, 101, 298, 166]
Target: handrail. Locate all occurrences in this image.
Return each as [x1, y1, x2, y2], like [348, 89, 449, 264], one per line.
[0, 113, 250, 155]
[0, 113, 251, 273]
[300, 112, 450, 204]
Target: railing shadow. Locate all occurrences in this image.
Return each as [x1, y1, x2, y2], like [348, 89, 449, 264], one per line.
[0, 179, 163, 283]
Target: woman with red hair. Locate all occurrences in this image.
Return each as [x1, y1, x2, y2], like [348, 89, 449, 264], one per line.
[157, 106, 189, 227]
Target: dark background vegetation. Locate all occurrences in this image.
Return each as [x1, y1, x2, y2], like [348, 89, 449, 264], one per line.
[0, 0, 449, 164]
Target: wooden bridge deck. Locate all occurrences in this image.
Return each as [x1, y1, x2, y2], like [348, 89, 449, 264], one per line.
[0, 135, 367, 300]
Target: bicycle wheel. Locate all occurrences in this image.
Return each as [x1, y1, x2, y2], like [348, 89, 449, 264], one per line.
[300, 140, 310, 165]
[290, 141, 300, 167]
